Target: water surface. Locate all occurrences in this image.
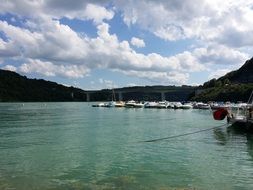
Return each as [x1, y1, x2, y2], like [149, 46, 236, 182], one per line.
[0, 103, 253, 190]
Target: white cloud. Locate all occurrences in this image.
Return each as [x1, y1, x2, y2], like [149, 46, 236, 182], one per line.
[2, 65, 17, 72]
[0, 0, 252, 86]
[82, 4, 114, 24]
[1, 0, 253, 48]
[19, 59, 89, 78]
[154, 25, 185, 41]
[0, 16, 248, 85]
[208, 69, 232, 79]
[119, 70, 189, 85]
[0, 36, 20, 57]
[127, 83, 138, 87]
[115, 0, 253, 47]
[131, 37, 145, 48]
[98, 78, 117, 89]
[194, 45, 249, 66]
[0, 19, 89, 64]
[0, 1, 114, 24]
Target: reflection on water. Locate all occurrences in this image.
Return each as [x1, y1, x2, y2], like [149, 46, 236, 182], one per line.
[246, 135, 253, 161]
[213, 128, 228, 145]
[213, 125, 253, 161]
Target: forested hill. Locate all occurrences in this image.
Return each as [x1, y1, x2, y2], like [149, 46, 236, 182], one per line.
[0, 69, 196, 102]
[0, 69, 195, 102]
[218, 57, 253, 83]
[0, 69, 87, 102]
[190, 57, 253, 102]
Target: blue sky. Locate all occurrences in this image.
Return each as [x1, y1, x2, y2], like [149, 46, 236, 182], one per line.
[0, 0, 252, 90]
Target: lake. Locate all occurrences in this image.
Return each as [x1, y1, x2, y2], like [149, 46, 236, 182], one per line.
[0, 102, 253, 190]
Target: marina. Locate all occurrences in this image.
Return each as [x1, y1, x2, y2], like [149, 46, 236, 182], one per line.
[92, 100, 249, 110]
[92, 98, 253, 133]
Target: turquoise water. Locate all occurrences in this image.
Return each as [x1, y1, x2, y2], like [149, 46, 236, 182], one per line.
[0, 103, 253, 190]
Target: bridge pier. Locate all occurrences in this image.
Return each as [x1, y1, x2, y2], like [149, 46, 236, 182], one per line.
[161, 92, 165, 101]
[86, 93, 90, 102]
[118, 92, 123, 101]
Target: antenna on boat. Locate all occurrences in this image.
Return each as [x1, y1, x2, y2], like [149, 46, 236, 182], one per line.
[247, 90, 253, 104]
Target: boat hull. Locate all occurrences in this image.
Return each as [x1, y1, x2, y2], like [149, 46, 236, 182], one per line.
[227, 117, 253, 133]
[229, 121, 253, 133]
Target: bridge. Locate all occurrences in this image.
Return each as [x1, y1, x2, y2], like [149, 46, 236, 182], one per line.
[83, 86, 195, 102]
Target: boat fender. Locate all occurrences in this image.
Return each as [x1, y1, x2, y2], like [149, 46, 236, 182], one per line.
[213, 108, 228, 120]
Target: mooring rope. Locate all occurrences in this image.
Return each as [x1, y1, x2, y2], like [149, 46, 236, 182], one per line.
[138, 123, 227, 143]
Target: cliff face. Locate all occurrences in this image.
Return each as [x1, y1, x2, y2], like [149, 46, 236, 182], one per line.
[219, 57, 253, 83]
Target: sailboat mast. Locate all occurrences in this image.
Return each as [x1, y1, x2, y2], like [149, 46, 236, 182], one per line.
[112, 88, 116, 101]
[247, 90, 253, 104]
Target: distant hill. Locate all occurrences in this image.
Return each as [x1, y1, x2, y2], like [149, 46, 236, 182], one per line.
[0, 69, 87, 102]
[190, 57, 253, 102]
[0, 69, 196, 102]
[218, 57, 253, 83]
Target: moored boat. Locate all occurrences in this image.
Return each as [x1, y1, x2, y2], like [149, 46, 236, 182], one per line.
[226, 106, 253, 132]
[104, 101, 116, 107]
[173, 102, 183, 109]
[125, 100, 136, 108]
[92, 102, 107, 107]
[213, 91, 253, 132]
[194, 102, 210, 109]
[181, 103, 193, 109]
[134, 102, 144, 108]
[156, 101, 168, 109]
[115, 101, 125, 107]
[144, 102, 159, 108]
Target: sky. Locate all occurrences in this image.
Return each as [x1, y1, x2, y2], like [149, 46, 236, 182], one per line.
[0, 0, 253, 90]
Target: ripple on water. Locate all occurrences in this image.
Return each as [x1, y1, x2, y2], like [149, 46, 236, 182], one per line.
[1, 103, 253, 190]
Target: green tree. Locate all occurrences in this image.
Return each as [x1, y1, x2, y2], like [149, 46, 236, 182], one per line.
[215, 81, 222, 87]
[223, 78, 231, 85]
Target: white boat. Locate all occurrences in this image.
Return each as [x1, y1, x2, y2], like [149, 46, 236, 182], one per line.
[144, 102, 159, 108]
[103, 88, 117, 107]
[93, 88, 117, 107]
[194, 102, 210, 109]
[199, 103, 210, 109]
[134, 103, 144, 108]
[92, 102, 106, 107]
[115, 101, 125, 107]
[173, 102, 183, 109]
[156, 101, 168, 109]
[227, 91, 253, 129]
[104, 101, 116, 107]
[181, 103, 193, 109]
[226, 105, 253, 131]
[125, 100, 136, 108]
[166, 102, 173, 109]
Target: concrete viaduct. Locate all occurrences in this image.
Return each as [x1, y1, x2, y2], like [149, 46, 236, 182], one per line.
[84, 89, 173, 102]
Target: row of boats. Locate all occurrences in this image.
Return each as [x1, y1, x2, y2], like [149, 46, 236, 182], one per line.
[93, 100, 205, 109]
[92, 100, 249, 110]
